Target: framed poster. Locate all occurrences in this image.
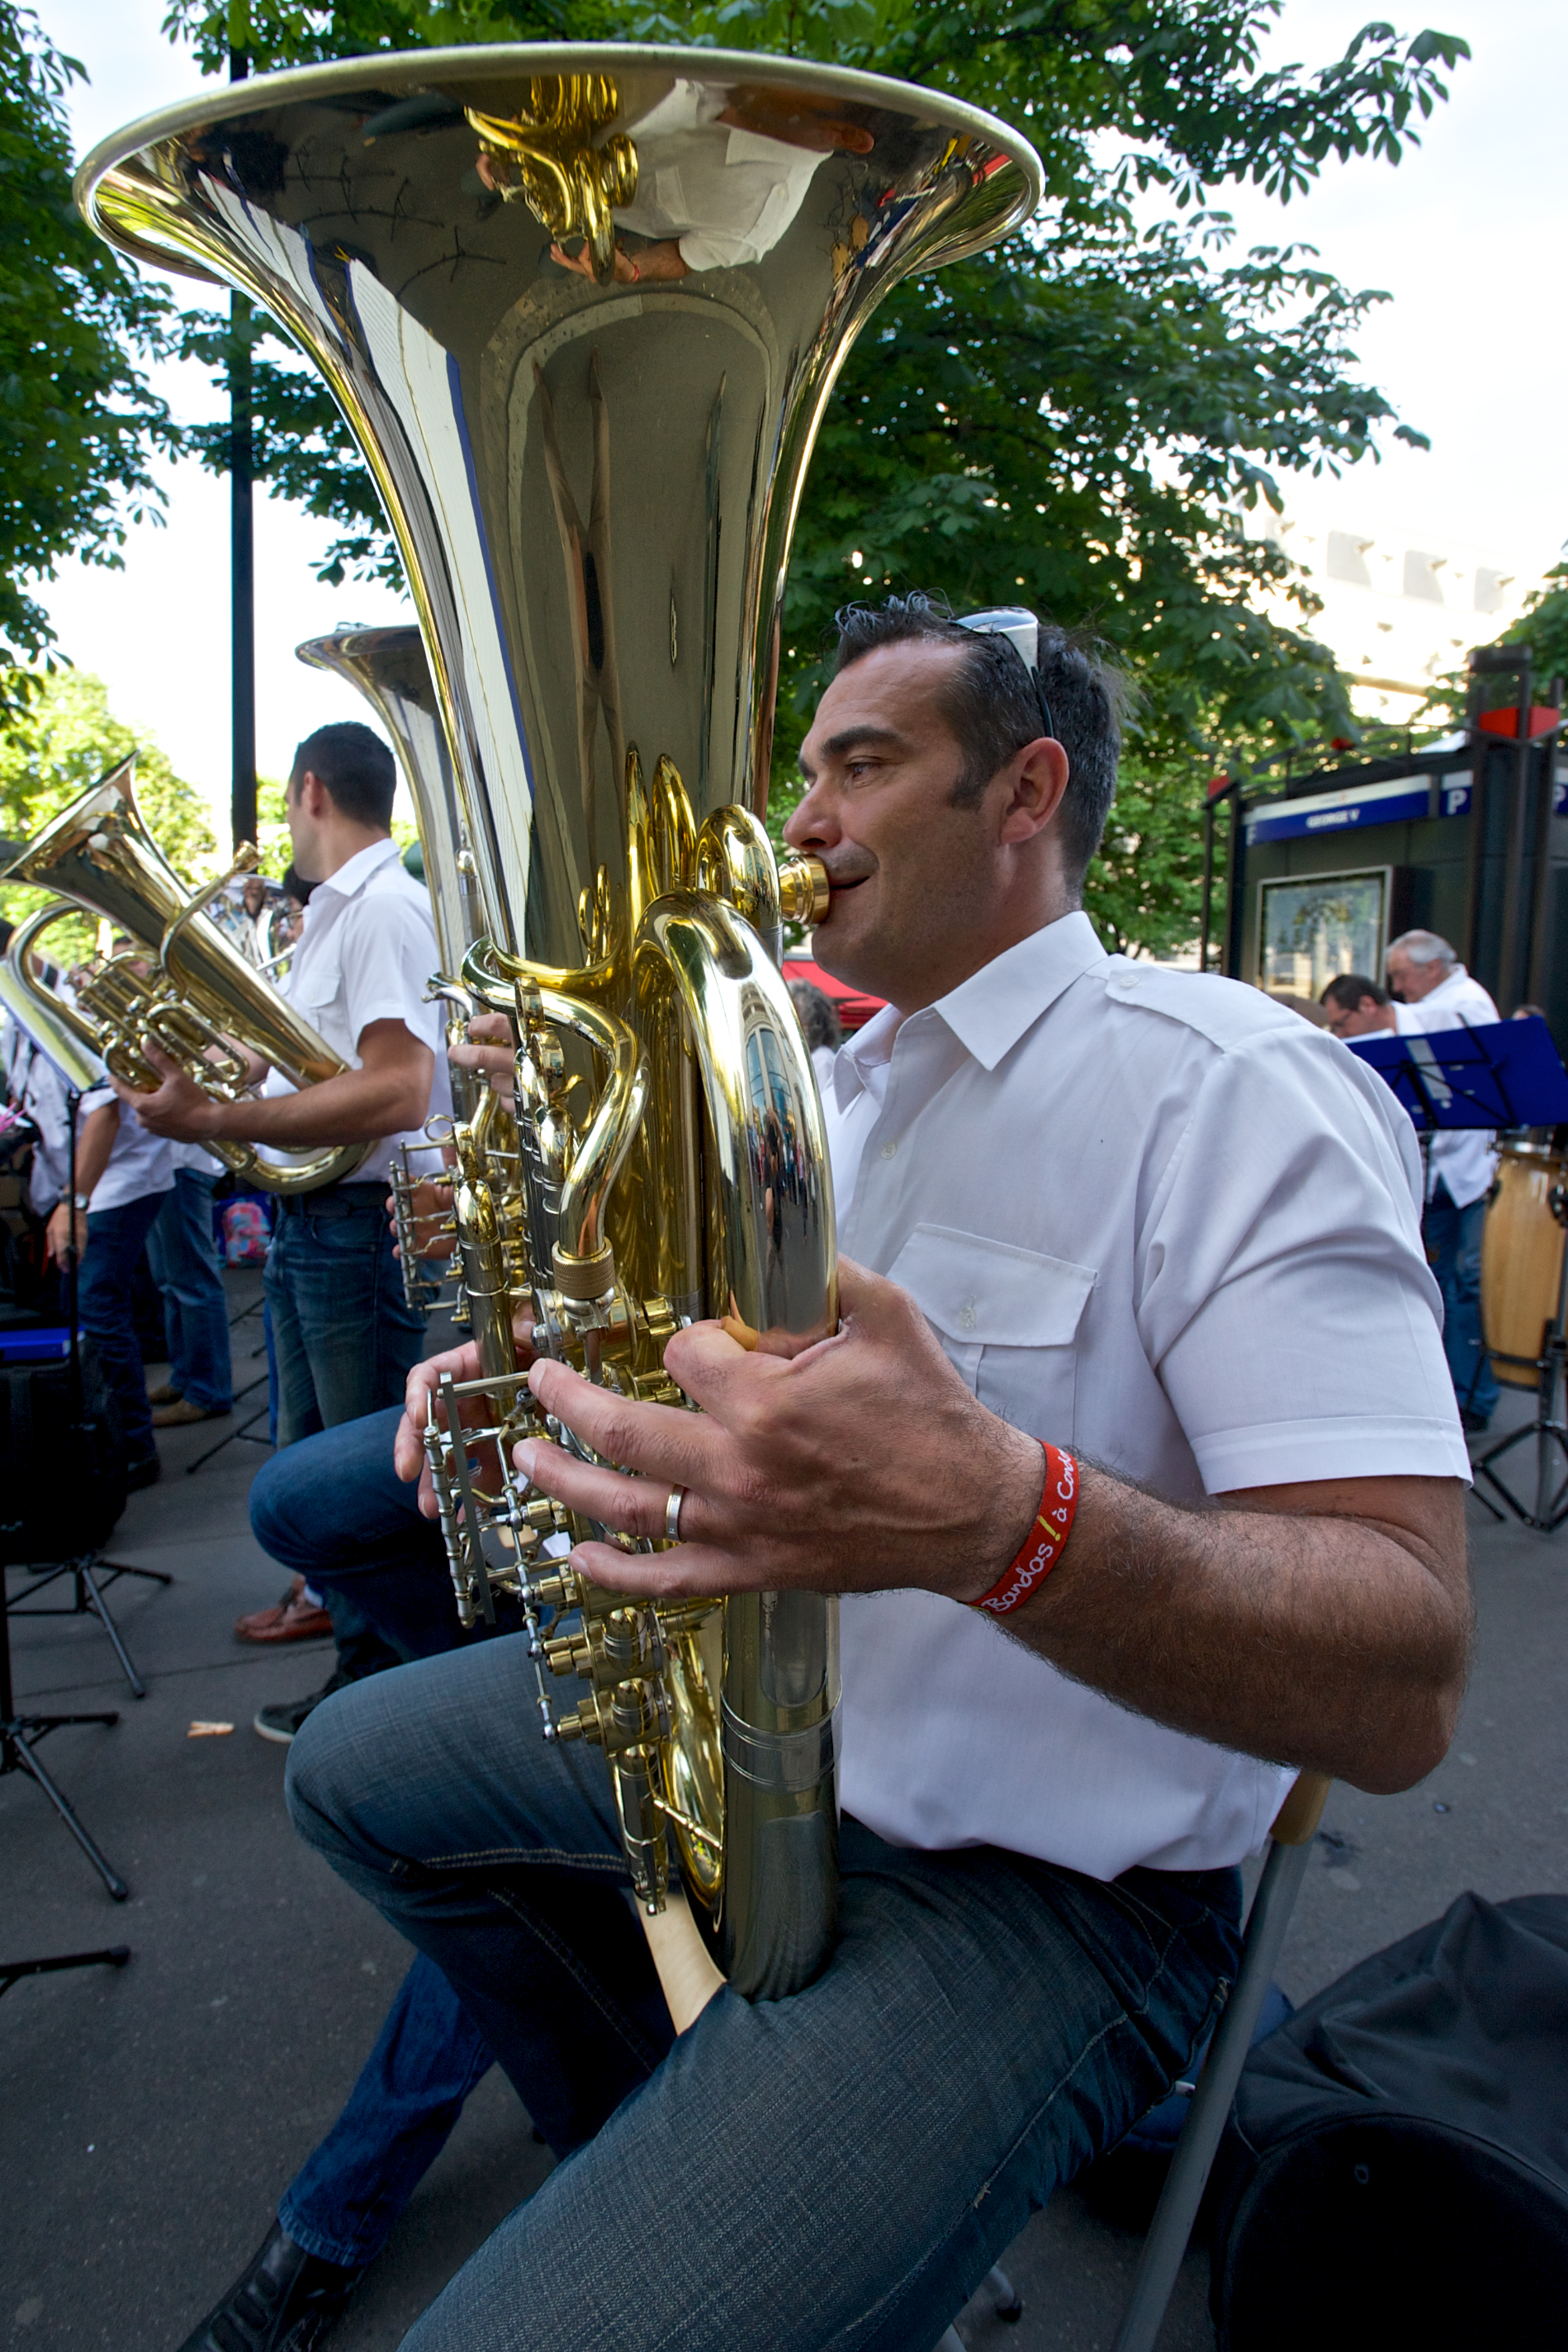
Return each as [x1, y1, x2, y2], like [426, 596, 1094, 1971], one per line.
[1258, 868, 1390, 1000]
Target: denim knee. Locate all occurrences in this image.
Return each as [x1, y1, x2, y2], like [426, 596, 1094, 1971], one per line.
[283, 1681, 364, 1863]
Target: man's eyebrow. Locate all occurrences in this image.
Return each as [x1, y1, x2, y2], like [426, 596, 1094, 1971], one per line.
[797, 724, 907, 780]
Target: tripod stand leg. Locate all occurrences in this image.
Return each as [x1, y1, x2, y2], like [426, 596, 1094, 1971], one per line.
[6, 1727, 129, 1899]
[0, 1945, 130, 1999]
[76, 1562, 146, 1700]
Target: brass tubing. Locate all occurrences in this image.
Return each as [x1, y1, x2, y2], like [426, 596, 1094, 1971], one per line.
[636, 891, 839, 1999]
[2, 904, 110, 1094]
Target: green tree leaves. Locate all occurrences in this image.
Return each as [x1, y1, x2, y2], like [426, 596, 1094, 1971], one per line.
[0, 668, 217, 922]
[158, 0, 1467, 955]
[0, 6, 171, 713]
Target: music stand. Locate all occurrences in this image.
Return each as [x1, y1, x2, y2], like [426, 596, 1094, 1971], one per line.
[1348, 1017, 1568, 1530]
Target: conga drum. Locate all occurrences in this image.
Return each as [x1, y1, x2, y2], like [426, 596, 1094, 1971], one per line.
[1481, 1145, 1568, 1386]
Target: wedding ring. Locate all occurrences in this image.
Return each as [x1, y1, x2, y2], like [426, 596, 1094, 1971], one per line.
[664, 1483, 686, 1543]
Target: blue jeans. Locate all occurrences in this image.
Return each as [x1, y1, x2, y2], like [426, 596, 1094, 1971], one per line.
[145, 1167, 234, 1411]
[78, 1188, 168, 1465]
[279, 1952, 493, 2269]
[263, 1187, 426, 1449]
[251, 1406, 504, 2260]
[249, 1405, 495, 1668]
[287, 1640, 1242, 2352]
[1425, 1181, 1499, 1420]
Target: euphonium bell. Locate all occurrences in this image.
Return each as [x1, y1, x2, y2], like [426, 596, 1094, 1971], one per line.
[0, 757, 371, 1195]
[79, 46, 1041, 2003]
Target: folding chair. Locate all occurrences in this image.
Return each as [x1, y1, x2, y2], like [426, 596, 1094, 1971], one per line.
[1111, 1769, 1329, 2351]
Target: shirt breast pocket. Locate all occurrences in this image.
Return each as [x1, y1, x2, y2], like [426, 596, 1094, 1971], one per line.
[885, 1223, 1097, 1444]
[288, 945, 345, 1040]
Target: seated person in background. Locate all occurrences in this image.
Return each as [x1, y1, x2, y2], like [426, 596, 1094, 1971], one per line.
[1319, 971, 1395, 1038]
[46, 1082, 173, 1488]
[787, 974, 843, 1086]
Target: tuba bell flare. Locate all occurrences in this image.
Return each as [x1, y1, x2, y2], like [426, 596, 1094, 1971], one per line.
[79, 45, 1041, 2006]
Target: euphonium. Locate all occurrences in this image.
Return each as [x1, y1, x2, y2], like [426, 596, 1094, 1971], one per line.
[80, 47, 1040, 2004]
[0, 759, 372, 1194]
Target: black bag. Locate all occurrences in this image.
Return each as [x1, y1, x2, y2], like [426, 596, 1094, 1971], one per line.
[1210, 1891, 1568, 2349]
[0, 1339, 127, 1563]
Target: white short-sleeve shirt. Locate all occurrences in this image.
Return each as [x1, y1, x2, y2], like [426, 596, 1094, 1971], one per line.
[260, 837, 451, 1189]
[825, 912, 1469, 1881]
[1393, 964, 1500, 1208]
[77, 1084, 174, 1213]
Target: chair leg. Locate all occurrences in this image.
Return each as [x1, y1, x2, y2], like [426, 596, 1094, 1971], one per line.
[987, 2263, 1024, 2321]
[1111, 1833, 1314, 2352]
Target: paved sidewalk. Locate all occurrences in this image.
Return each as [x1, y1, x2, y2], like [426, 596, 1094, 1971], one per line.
[3, 1311, 1564, 2352]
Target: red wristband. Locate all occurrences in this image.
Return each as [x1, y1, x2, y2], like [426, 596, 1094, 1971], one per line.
[967, 1444, 1078, 1616]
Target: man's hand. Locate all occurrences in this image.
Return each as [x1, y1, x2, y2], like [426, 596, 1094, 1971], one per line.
[111, 1041, 225, 1143]
[45, 1198, 88, 1268]
[449, 1011, 516, 1110]
[514, 1256, 1471, 1795]
[386, 1175, 453, 1264]
[396, 1314, 540, 1515]
[514, 1258, 1043, 1602]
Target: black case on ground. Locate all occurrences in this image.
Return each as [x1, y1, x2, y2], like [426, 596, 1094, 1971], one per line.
[0, 1337, 127, 1564]
[1210, 1891, 1568, 2348]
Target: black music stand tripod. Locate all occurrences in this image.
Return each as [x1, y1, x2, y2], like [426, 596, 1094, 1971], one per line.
[1472, 1176, 1568, 1531]
[0, 1579, 127, 1899]
[1348, 1016, 1568, 1534]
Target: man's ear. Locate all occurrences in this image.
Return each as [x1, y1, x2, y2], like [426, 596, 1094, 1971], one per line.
[997, 739, 1070, 846]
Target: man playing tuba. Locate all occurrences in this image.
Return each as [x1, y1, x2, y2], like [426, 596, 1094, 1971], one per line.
[211, 595, 1474, 2352]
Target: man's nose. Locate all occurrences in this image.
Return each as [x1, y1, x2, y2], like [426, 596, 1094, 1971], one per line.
[783, 781, 837, 851]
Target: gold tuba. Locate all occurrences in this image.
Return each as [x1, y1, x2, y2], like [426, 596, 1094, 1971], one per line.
[0, 758, 371, 1194]
[80, 47, 1040, 2005]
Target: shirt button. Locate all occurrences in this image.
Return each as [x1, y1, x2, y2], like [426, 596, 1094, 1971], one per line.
[959, 1302, 977, 1330]
[879, 1140, 898, 1159]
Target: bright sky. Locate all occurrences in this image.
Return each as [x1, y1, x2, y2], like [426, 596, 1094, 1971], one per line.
[33, 0, 1568, 834]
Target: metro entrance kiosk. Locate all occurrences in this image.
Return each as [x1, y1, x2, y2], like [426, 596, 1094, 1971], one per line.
[1349, 1017, 1568, 1529]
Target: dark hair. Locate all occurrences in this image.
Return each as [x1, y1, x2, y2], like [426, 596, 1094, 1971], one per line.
[1320, 972, 1390, 1012]
[831, 592, 1128, 889]
[282, 864, 317, 907]
[788, 978, 843, 1054]
[291, 721, 396, 829]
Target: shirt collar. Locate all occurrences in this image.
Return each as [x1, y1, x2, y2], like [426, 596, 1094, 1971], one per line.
[313, 836, 400, 905]
[833, 909, 1108, 1108]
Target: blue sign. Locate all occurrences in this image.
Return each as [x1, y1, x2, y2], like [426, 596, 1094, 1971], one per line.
[1246, 766, 1567, 846]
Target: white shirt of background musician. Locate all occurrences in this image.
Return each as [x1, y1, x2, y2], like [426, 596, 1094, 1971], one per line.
[1393, 963, 1500, 1209]
[616, 79, 827, 273]
[822, 912, 1468, 1883]
[76, 1081, 174, 1213]
[259, 836, 450, 1191]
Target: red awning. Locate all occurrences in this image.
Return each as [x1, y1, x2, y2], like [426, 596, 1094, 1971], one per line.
[782, 956, 886, 1031]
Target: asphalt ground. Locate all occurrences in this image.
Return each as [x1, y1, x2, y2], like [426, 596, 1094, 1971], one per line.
[3, 1279, 1564, 2352]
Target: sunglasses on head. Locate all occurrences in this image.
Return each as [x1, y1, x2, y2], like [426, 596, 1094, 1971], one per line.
[956, 606, 1059, 751]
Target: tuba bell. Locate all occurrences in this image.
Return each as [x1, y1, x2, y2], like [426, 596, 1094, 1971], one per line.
[0, 758, 372, 1195]
[80, 46, 1040, 2005]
